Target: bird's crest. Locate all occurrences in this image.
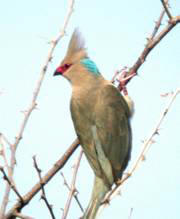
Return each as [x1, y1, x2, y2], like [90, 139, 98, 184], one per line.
[64, 28, 87, 64]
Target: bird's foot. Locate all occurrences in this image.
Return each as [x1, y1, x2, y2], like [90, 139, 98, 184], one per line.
[117, 70, 136, 95]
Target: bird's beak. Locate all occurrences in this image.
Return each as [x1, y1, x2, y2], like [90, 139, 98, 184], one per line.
[53, 70, 60, 76]
[53, 66, 63, 76]
[53, 64, 71, 76]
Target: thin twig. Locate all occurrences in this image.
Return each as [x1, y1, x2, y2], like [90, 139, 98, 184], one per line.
[61, 172, 84, 212]
[33, 156, 56, 219]
[61, 150, 83, 219]
[61, 172, 71, 191]
[13, 212, 34, 219]
[0, 136, 10, 170]
[149, 0, 169, 40]
[150, 10, 165, 40]
[0, 167, 24, 203]
[161, 0, 172, 19]
[103, 88, 180, 203]
[0, 136, 15, 186]
[0, 0, 75, 218]
[128, 208, 133, 219]
[129, 16, 180, 75]
[117, 15, 180, 90]
[5, 138, 80, 219]
[109, 2, 170, 86]
[0, 133, 13, 147]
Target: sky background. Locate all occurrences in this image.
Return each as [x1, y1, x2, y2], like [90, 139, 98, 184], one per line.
[0, 0, 180, 219]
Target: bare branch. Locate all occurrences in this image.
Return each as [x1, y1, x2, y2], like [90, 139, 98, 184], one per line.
[61, 172, 71, 191]
[150, 10, 165, 40]
[5, 138, 80, 219]
[0, 133, 12, 147]
[128, 208, 133, 219]
[0, 0, 75, 217]
[0, 135, 15, 219]
[103, 88, 180, 203]
[116, 16, 180, 91]
[129, 15, 180, 75]
[61, 150, 83, 219]
[61, 172, 84, 212]
[161, 0, 172, 19]
[0, 136, 10, 170]
[0, 167, 23, 203]
[13, 212, 34, 219]
[33, 156, 56, 219]
[0, 136, 15, 185]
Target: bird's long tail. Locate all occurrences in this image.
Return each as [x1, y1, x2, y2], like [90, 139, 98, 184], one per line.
[83, 176, 110, 219]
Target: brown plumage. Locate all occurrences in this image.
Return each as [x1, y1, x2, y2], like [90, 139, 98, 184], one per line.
[54, 28, 133, 219]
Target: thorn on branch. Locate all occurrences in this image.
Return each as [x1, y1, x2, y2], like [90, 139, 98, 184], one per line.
[20, 110, 28, 115]
[43, 66, 47, 72]
[15, 136, 22, 141]
[49, 39, 58, 46]
[116, 190, 121, 196]
[146, 37, 152, 44]
[142, 155, 146, 161]
[101, 197, 110, 205]
[163, 109, 168, 116]
[161, 91, 174, 97]
[154, 129, 160, 135]
[49, 56, 53, 62]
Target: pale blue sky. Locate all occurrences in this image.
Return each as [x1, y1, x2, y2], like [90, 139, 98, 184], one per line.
[0, 1, 180, 219]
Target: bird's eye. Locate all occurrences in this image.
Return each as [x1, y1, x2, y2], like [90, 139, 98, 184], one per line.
[64, 64, 72, 69]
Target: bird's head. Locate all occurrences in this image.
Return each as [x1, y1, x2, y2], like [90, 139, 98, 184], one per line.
[54, 28, 87, 77]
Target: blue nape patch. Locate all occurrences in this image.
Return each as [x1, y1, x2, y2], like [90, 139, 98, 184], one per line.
[80, 58, 100, 75]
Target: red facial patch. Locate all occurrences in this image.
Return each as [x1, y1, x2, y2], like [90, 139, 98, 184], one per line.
[56, 63, 72, 75]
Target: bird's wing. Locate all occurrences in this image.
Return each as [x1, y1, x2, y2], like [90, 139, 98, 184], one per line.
[94, 84, 132, 181]
[70, 97, 105, 180]
[70, 83, 132, 183]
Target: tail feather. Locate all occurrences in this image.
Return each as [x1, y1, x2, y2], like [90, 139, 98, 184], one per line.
[83, 176, 109, 219]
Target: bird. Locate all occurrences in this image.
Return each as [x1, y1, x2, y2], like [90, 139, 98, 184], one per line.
[54, 28, 133, 219]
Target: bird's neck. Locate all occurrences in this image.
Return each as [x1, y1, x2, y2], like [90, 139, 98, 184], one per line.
[72, 75, 104, 102]
[64, 62, 104, 88]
